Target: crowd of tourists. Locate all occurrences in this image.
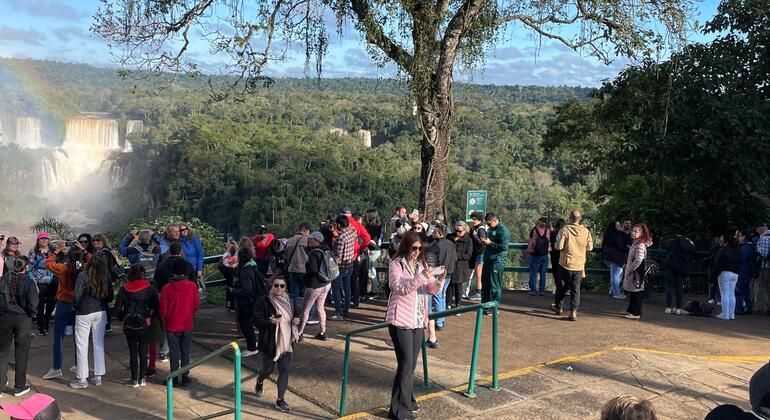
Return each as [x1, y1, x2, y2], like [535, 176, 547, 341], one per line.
[1, 208, 769, 419]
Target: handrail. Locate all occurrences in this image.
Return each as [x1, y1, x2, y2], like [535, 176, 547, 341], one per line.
[166, 342, 242, 420]
[339, 301, 499, 416]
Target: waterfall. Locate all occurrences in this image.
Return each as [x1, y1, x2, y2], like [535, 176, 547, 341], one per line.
[99, 159, 129, 189]
[14, 117, 43, 148]
[63, 118, 120, 149]
[123, 120, 143, 153]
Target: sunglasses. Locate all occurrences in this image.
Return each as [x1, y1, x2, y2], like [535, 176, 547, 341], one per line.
[273, 283, 286, 289]
[78, 240, 89, 244]
[411, 246, 422, 252]
[180, 228, 189, 232]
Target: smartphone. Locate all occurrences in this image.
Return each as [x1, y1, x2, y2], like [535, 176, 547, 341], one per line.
[433, 266, 446, 276]
[226, 233, 234, 243]
[66, 240, 76, 247]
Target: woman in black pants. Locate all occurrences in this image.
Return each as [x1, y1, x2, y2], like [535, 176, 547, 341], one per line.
[0, 256, 38, 397]
[449, 221, 473, 309]
[253, 277, 299, 413]
[116, 264, 159, 387]
[230, 246, 265, 358]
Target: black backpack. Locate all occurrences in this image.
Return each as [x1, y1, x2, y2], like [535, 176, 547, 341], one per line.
[533, 231, 550, 256]
[123, 300, 147, 334]
[134, 245, 159, 279]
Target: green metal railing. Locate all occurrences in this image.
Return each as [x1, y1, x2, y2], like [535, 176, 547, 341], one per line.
[338, 301, 500, 417]
[166, 342, 243, 420]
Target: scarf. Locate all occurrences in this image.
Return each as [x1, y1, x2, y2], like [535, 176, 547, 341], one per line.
[268, 292, 298, 361]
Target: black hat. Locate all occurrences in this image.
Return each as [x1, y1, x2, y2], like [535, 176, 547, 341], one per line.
[341, 208, 353, 216]
[751, 361, 770, 419]
[171, 258, 189, 276]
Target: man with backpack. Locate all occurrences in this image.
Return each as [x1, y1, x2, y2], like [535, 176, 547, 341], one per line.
[285, 223, 311, 300]
[119, 229, 161, 280]
[527, 217, 551, 296]
[298, 232, 337, 341]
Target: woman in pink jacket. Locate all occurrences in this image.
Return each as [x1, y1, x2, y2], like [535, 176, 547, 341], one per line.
[385, 231, 446, 420]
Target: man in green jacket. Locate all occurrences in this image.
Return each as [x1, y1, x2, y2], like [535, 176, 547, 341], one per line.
[481, 212, 510, 313]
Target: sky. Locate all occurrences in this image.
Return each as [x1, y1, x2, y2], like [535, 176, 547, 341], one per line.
[0, 0, 721, 87]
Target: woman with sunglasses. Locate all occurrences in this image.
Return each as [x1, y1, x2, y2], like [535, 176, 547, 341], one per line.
[253, 277, 299, 413]
[1, 235, 22, 276]
[179, 223, 204, 281]
[385, 231, 446, 420]
[28, 232, 56, 336]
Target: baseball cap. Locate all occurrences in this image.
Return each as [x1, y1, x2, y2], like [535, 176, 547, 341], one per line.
[309, 231, 325, 243]
[37, 231, 50, 240]
[341, 208, 353, 216]
[6, 236, 20, 245]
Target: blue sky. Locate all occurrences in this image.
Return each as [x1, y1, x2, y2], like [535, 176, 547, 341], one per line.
[0, 0, 721, 86]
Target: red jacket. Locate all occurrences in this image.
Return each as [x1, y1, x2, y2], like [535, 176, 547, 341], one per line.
[159, 278, 200, 332]
[347, 215, 371, 258]
[252, 233, 275, 262]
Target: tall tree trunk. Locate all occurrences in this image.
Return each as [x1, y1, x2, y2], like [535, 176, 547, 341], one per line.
[417, 87, 452, 220]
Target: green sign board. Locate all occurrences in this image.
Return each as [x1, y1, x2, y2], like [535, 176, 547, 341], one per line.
[465, 190, 487, 221]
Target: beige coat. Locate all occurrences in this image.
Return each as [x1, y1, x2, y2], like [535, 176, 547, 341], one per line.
[622, 242, 648, 292]
[555, 223, 594, 271]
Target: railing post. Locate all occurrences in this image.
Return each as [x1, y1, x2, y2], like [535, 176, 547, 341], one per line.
[232, 342, 242, 420]
[421, 336, 429, 388]
[490, 301, 500, 391]
[340, 334, 352, 417]
[464, 306, 484, 398]
[166, 376, 174, 420]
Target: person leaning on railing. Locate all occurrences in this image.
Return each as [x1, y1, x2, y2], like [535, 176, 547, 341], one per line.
[385, 230, 446, 420]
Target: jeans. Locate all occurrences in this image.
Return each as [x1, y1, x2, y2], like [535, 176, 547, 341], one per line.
[388, 325, 422, 420]
[167, 330, 192, 380]
[606, 261, 624, 297]
[367, 250, 382, 294]
[52, 301, 74, 369]
[529, 255, 549, 293]
[36, 281, 57, 332]
[299, 284, 331, 335]
[430, 276, 451, 328]
[736, 273, 752, 312]
[125, 331, 149, 381]
[257, 352, 293, 400]
[75, 311, 107, 379]
[554, 269, 581, 312]
[331, 268, 352, 316]
[236, 300, 257, 351]
[626, 291, 644, 316]
[718, 271, 738, 319]
[0, 312, 32, 388]
[666, 271, 685, 308]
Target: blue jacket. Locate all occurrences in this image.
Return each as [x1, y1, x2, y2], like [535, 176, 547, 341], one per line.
[180, 236, 204, 272]
[738, 241, 753, 280]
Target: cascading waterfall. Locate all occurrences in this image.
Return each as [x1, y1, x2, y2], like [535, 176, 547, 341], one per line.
[14, 117, 43, 149]
[123, 120, 143, 153]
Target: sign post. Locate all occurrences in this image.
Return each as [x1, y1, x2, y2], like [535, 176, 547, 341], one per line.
[465, 190, 488, 222]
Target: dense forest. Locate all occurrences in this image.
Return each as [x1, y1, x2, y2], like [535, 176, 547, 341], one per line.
[0, 58, 596, 241]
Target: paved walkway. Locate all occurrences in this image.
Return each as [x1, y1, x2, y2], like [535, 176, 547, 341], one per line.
[1, 290, 768, 419]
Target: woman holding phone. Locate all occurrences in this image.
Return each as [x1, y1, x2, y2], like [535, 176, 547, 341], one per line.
[385, 231, 446, 420]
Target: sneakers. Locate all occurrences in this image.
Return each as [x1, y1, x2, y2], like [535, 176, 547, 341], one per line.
[125, 380, 139, 388]
[70, 380, 88, 389]
[36, 329, 47, 336]
[528, 291, 537, 296]
[145, 369, 157, 378]
[90, 376, 102, 386]
[314, 332, 327, 341]
[665, 307, 673, 314]
[43, 369, 63, 380]
[139, 379, 147, 387]
[468, 293, 481, 301]
[611, 295, 626, 300]
[674, 308, 686, 315]
[715, 314, 730, 320]
[158, 354, 169, 363]
[330, 315, 342, 321]
[306, 318, 320, 325]
[275, 399, 291, 412]
[425, 340, 439, 349]
[624, 314, 641, 320]
[255, 381, 264, 397]
[104, 325, 112, 333]
[69, 365, 78, 374]
[241, 349, 259, 358]
[550, 304, 562, 315]
[12, 386, 30, 397]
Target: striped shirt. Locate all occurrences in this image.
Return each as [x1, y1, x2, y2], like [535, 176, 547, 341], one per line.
[334, 227, 358, 270]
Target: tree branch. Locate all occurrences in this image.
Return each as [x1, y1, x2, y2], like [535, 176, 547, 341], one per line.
[349, 0, 414, 71]
[436, 0, 487, 92]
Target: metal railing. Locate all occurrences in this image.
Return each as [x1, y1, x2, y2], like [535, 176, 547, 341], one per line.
[166, 342, 243, 420]
[338, 301, 500, 417]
